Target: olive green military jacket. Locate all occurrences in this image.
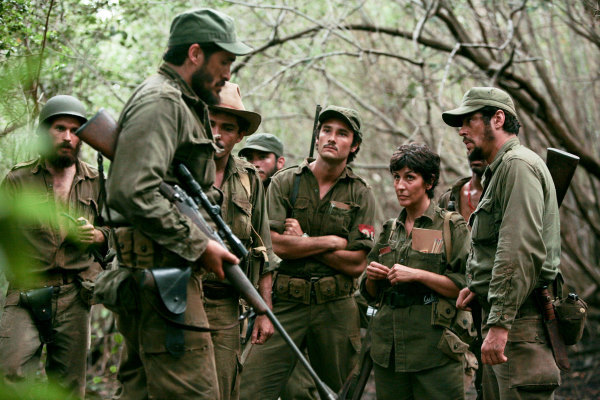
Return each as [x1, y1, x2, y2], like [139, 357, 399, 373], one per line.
[1, 157, 108, 279]
[267, 159, 376, 277]
[360, 202, 470, 371]
[467, 137, 561, 330]
[204, 155, 274, 286]
[107, 63, 219, 265]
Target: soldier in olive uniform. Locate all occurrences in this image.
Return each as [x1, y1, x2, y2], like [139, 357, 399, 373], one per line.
[238, 133, 285, 188]
[239, 134, 319, 400]
[207, 81, 275, 400]
[448, 87, 562, 399]
[240, 106, 376, 399]
[106, 9, 250, 399]
[360, 144, 471, 400]
[0, 95, 108, 398]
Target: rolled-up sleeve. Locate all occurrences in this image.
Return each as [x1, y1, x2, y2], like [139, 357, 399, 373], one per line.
[487, 159, 546, 330]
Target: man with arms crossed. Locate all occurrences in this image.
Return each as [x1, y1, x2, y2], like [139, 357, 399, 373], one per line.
[240, 106, 376, 399]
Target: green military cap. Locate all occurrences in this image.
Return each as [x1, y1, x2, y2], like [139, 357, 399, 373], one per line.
[238, 133, 284, 158]
[442, 86, 518, 127]
[38, 95, 87, 126]
[318, 105, 362, 139]
[168, 8, 252, 55]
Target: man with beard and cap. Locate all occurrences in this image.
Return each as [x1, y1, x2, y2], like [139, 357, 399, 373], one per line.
[206, 81, 274, 400]
[445, 87, 562, 400]
[240, 106, 376, 400]
[438, 152, 487, 224]
[106, 8, 251, 399]
[0, 95, 108, 398]
[238, 133, 285, 188]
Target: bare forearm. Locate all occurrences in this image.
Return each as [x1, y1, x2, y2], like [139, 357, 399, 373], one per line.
[258, 272, 273, 309]
[364, 278, 379, 298]
[313, 249, 368, 278]
[415, 270, 460, 298]
[271, 231, 341, 259]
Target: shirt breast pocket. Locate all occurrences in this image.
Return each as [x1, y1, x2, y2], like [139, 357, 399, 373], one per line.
[471, 198, 499, 245]
[325, 201, 358, 237]
[231, 197, 252, 240]
[291, 197, 310, 231]
[77, 197, 99, 223]
[176, 137, 217, 188]
[408, 248, 443, 274]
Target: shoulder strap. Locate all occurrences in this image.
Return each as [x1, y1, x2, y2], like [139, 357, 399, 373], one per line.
[290, 174, 301, 207]
[239, 169, 251, 199]
[442, 211, 454, 261]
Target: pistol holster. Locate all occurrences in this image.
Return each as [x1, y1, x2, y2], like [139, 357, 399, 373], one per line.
[19, 286, 56, 343]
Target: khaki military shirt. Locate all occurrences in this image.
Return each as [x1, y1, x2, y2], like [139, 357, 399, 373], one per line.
[360, 202, 470, 371]
[205, 155, 274, 286]
[467, 137, 561, 330]
[107, 63, 219, 264]
[1, 157, 108, 278]
[267, 158, 376, 277]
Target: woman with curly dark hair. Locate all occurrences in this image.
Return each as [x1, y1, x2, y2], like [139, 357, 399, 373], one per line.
[360, 143, 473, 399]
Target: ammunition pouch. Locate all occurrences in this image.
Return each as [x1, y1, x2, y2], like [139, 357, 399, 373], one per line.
[554, 294, 588, 346]
[114, 227, 187, 269]
[19, 286, 57, 343]
[432, 298, 477, 345]
[437, 328, 470, 362]
[273, 274, 354, 305]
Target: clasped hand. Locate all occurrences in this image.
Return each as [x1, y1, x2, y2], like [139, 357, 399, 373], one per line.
[366, 261, 420, 284]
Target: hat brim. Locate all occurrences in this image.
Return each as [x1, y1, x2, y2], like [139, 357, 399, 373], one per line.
[210, 105, 261, 135]
[238, 144, 276, 157]
[318, 110, 360, 136]
[215, 40, 253, 56]
[441, 105, 484, 127]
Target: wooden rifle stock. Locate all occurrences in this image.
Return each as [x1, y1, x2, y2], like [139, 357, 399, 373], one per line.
[309, 104, 322, 158]
[546, 148, 579, 207]
[76, 108, 119, 160]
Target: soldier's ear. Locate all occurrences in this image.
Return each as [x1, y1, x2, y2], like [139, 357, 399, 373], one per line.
[187, 44, 204, 67]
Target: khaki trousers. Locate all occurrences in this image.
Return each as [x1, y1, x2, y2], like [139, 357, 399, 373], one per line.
[240, 297, 361, 400]
[204, 295, 242, 400]
[113, 273, 218, 400]
[373, 359, 464, 400]
[0, 283, 90, 398]
[481, 315, 560, 400]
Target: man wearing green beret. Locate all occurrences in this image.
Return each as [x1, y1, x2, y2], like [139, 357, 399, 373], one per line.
[238, 133, 286, 188]
[205, 81, 275, 400]
[240, 106, 376, 399]
[448, 87, 562, 399]
[106, 8, 250, 399]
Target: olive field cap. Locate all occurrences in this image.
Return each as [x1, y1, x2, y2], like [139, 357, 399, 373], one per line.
[318, 105, 362, 139]
[38, 95, 87, 126]
[168, 8, 252, 55]
[210, 82, 261, 135]
[442, 87, 518, 127]
[238, 133, 284, 158]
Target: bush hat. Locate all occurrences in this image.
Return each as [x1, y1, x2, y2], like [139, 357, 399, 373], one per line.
[210, 82, 261, 135]
[442, 87, 518, 127]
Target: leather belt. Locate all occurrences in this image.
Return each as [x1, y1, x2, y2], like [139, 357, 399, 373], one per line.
[382, 290, 438, 309]
[203, 282, 239, 300]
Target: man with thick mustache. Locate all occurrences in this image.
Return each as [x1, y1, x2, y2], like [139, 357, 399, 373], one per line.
[0, 95, 108, 398]
[240, 106, 376, 399]
[106, 9, 251, 399]
[445, 87, 562, 399]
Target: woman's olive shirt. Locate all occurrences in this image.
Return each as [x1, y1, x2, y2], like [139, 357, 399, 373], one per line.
[360, 202, 470, 372]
